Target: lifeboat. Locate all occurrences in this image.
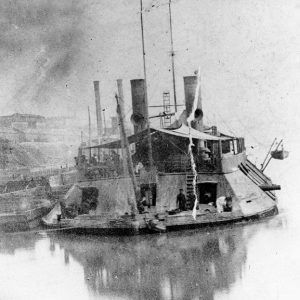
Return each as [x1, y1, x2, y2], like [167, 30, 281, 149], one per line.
[271, 149, 289, 160]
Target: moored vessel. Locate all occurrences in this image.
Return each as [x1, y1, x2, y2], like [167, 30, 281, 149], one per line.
[42, 77, 281, 235]
[0, 185, 53, 232]
[42, 0, 283, 235]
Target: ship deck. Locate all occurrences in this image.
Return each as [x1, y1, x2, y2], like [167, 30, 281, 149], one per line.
[43, 204, 278, 235]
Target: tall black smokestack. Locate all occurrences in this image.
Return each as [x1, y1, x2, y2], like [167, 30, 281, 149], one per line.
[93, 81, 103, 142]
[130, 79, 148, 134]
[183, 75, 203, 131]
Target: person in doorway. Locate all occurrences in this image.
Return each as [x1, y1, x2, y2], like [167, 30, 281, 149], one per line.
[137, 195, 147, 214]
[223, 196, 233, 212]
[204, 192, 212, 205]
[176, 189, 187, 211]
[144, 188, 152, 209]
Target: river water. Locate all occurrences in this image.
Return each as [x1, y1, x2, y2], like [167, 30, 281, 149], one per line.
[0, 150, 299, 300]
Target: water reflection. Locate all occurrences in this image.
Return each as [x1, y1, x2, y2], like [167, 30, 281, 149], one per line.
[0, 216, 286, 300]
[46, 218, 284, 300]
[0, 232, 42, 255]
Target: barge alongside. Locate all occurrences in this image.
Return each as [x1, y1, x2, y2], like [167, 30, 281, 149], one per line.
[0, 186, 52, 232]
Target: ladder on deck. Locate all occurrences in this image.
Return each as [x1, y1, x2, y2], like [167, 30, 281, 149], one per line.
[185, 171, 196, 209]
[186, 173, 194, 194]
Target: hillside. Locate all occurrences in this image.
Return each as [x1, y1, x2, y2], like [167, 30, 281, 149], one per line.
[0, 138, 45, 169]
[0, 139, 76, 170]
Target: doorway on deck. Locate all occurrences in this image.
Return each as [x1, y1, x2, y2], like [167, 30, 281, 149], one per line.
[79, 187, 99, 215]
[140, 183, 157, 207]
[197, 182, 217, 205]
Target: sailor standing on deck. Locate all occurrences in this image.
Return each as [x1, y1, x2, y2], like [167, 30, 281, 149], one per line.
[216, 196, 233, 213]
[176, 189, 187, 211]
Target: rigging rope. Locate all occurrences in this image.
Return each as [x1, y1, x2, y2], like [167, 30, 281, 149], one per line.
[187, 66, 201, 220]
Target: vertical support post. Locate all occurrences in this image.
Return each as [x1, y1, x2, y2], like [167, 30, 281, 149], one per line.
[88, 106, 92, 160]
[115, 91, 138, 215]
[261, 137, 277, 170]
[140, 0, 154, 169]
[262, 139, 283, 172]
[168, 0, 177, 112]
[117, 79, 129, 176]
[102, 109, 107, 137]
[218, 140, 223, 172]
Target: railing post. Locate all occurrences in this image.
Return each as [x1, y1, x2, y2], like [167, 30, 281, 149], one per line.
[218, 140, 223, 172]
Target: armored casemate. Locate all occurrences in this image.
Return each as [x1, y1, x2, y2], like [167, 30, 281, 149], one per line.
[42, 0, 283, 234]
[43, 75, 281, 234]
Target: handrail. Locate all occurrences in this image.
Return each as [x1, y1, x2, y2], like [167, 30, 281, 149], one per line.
[82, 155, 221, 180]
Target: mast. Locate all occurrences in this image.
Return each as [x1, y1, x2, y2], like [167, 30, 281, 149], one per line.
[140, 0, 153, 169]
[168, 0, 177, 112]
[115, 90, 138, 215]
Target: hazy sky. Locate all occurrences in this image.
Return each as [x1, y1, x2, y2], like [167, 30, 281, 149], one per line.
[0, 0, 299, 150]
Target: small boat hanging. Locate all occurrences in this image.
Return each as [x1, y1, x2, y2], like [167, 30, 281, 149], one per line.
[261, 139, 289, 172]
[271, 149, 289, 160]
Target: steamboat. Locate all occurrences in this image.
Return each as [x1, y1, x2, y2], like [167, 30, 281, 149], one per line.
[43, 0, 283, 234]
[42, 75, 281, 234]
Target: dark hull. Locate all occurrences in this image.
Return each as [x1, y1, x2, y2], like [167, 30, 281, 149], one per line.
[166, 205, 278, 232]
[43, 205, 278, 236]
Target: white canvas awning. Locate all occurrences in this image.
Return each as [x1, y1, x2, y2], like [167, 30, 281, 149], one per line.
[86, 124, 231, 149]
[156, 124, 230, 141]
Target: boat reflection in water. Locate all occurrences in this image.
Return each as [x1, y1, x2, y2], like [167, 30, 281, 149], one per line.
[47, 217, 284, 300]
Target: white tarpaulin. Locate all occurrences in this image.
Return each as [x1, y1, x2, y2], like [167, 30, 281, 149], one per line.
[155, 124, 230, 141]
[87, 124, 231, 149]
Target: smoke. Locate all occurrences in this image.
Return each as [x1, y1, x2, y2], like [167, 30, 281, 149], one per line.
[0, 0, 86, 112]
